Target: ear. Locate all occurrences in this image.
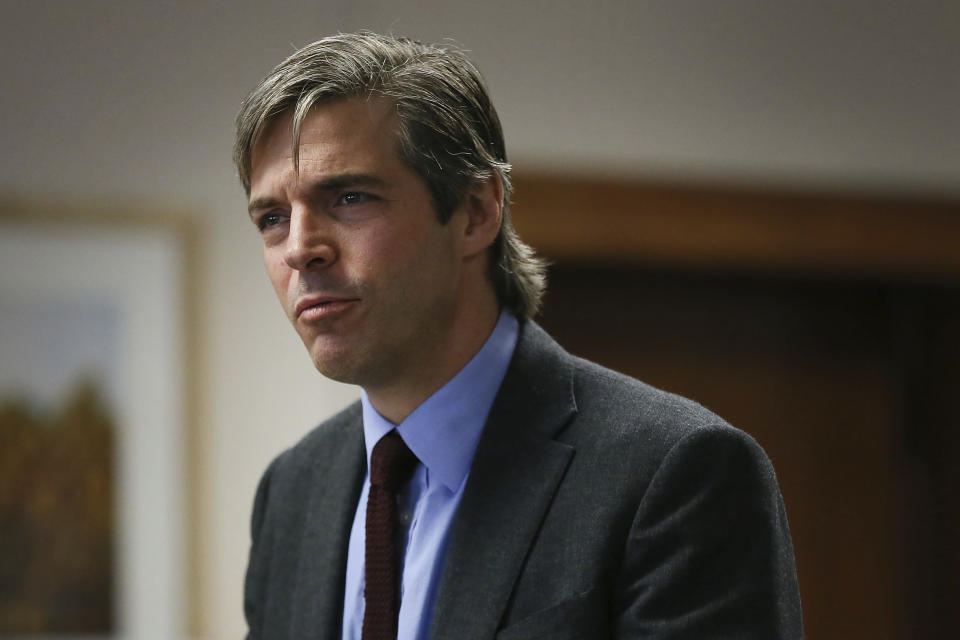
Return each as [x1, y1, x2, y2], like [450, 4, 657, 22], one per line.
[460, 174, 503, 258]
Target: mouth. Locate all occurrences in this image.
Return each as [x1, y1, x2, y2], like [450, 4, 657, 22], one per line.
[295, 296, 360, 321]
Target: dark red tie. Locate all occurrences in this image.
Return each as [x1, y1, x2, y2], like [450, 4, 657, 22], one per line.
[363, 431, 418, 640]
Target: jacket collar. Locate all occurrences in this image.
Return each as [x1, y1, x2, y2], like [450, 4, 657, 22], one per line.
[288, 404, 366, 640]
[429, 321, 579, 640]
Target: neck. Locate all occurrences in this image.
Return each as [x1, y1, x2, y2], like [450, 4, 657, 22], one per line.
[364, 288, 501, 425]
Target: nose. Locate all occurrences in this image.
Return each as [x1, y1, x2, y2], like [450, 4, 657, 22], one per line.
[283, 207, 337, 272]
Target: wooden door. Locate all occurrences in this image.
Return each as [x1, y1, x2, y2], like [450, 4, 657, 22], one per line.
[513, 174, 960, 638]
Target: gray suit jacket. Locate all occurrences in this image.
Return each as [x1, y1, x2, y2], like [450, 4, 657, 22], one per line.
[244, 322, 803, 639]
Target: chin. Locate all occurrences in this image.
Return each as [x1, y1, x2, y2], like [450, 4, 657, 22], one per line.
[309, 346, 366, 385]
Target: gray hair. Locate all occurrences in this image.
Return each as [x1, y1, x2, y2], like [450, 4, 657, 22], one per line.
[233, 32, 546, 319]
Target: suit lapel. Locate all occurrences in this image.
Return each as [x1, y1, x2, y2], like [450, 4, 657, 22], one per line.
[289, 406, 366, 640]
[430, 323, 578, 640]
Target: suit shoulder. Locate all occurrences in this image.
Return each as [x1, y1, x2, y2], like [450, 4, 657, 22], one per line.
[261, 400, 362, 482]
[566, 354, 747, 457]
[559, 354, 783, 533]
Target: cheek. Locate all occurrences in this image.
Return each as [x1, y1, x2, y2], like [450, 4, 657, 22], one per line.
[349, 220, 457, 292]
[351, 228, 416, 276]
[264, 252, 293, 297]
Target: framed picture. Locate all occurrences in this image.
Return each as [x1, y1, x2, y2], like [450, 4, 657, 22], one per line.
[0, 203, 189, 638]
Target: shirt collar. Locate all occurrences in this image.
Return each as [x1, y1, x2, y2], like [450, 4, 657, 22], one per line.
[360, 311, 519, 492]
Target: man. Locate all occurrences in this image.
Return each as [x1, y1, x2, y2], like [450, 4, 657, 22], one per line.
[235, 32, 802, 640]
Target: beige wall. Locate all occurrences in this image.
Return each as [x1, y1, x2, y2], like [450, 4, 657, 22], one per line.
[1, 1, 957, 637]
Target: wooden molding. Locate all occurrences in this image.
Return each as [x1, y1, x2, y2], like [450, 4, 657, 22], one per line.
[511, 174, 960, 280]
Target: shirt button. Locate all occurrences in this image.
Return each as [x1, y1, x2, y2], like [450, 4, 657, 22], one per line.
[399, 510, 412, 527]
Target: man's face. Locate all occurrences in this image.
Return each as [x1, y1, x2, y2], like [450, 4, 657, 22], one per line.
[248, 98, 465, 389]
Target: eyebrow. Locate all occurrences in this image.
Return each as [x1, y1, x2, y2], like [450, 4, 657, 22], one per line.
[247, 173, 391, 216]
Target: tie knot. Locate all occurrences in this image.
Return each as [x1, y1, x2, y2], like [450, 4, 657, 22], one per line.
[369, 431, 418, 491]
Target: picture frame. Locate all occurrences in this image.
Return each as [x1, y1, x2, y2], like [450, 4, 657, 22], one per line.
[0, 200, 194, 639]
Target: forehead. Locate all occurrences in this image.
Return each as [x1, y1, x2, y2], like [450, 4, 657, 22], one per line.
[250, 96, 402, 182]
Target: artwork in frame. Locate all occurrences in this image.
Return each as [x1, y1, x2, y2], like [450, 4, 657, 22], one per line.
[0, 209, 188, 639]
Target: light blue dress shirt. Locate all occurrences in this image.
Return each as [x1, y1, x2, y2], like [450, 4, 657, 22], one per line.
[341, 311, 519, 640]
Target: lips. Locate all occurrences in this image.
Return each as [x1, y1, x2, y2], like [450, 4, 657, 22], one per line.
[294, 295, 360, 320]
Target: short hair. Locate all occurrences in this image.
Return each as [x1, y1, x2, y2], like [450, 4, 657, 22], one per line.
[234, 32, 547, 319]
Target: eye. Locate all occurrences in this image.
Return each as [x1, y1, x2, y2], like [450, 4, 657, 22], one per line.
[337, 191, 375, 206]
[257, 212, 287, 231]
